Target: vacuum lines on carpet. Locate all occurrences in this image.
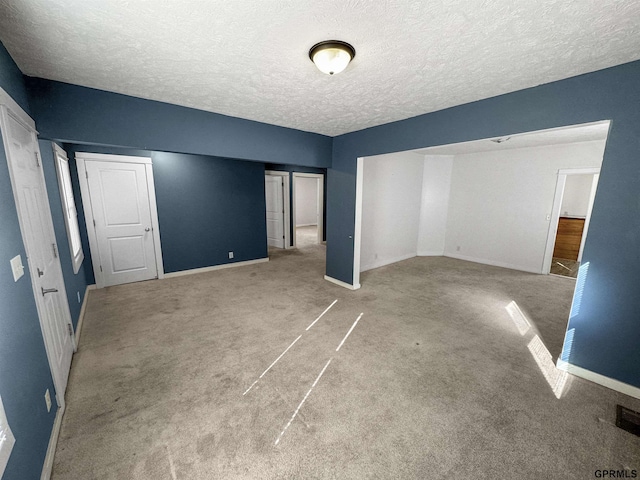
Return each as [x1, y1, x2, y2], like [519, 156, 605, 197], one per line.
[241, 299, 364, 445]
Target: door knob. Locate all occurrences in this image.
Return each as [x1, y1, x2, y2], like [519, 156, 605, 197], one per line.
[145, 227, 151, 232]
[37, 267, 44, 277]
[41, 287, 58, 296]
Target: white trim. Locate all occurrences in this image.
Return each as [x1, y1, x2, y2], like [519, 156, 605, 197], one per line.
[578, 174, 599, 262]
[76, 153, 164, 288]
[74, 151, 152, 165]
[353, 157, 364, 284]
[296, 223, 318, 228]
[145, 163, 165, 279]
[556, 360, 640, 400]
[52, 143, 85, 274]
[417, 251, 445, 256]
[74, 284, 96, 347]
[542, 174, 567, 274]
[445, 252, 541, 274]
[360, 252, 417, 272]
[557, 167, 601, 175]
[163, 257, 269, 278]
[40, 404, 65, 480]
[292, 172, 324, 247]
[0, 85, 35, 130]
[265, 170, 291, 249]
[324, 275, 361, 290]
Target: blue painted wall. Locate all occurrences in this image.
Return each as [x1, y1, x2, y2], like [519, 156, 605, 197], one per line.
[38, 140, 89, 329]
[63, 144, 268, 283]
[25, 78, 332, 168]
[0, 43, 56, 480]
[154, 151, 267, 272]
[265, 163, 327, 245]
[327, 60, 640, 388]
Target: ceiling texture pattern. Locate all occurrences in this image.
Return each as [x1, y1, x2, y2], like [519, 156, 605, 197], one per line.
[1, 0, 639, 136]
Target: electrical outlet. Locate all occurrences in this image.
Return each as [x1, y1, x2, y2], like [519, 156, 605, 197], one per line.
[228, 251, 234, 259]
[0, 395, 16, 475]
[44, 389, 51, 413]
[77, 291, 81, 303]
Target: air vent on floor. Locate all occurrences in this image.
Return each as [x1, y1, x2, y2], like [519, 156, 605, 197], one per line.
[616, 405, 640, 436]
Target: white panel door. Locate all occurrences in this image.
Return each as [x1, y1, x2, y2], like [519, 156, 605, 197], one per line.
[85, 160, 158, 286]
[1, 107, 74, 402]
[265, 175, 285, 248]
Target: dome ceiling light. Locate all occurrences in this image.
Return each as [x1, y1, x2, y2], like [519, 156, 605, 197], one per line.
[309, 40, 356, 75]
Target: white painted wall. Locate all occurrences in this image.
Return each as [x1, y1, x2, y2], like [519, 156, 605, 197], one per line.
[444, 140, 605, 273]
[360, 151, 424, 272]
[561, 174, 593, 217]
[295, 177, 318, 226]
[417, 155, 453, 256]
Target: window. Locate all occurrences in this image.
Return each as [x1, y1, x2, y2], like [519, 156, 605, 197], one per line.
[53, 143, 84, 273]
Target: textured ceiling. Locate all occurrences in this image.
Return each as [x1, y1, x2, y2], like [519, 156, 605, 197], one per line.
[0, 1, 639, 137]
[414, 121, 610, 155]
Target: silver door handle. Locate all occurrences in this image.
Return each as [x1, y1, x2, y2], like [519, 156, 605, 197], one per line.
[41, 287, 58, 296]
[145, 227, 151, 232]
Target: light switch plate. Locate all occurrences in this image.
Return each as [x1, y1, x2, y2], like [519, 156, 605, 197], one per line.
[10, 255, 24, 282]
[0, 395, 16, 477]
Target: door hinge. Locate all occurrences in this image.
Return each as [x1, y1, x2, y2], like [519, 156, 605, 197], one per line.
[93, 219, 96, 227]
[35, 152, 40, 167]
[85, 171, 88, 179]
[52, 243, 58, 258]
[100, 265, 103, 272]
[67, 323, 73, 337]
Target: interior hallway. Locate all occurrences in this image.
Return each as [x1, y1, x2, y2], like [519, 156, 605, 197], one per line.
[52, 247, 640, 479]
[295, 225, 319, 247]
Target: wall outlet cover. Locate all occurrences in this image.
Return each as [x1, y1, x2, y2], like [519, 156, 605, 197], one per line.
[0, 395, 16, 477]
[10, 255, 24, 282]
[228, 251, 234, 259]
[44, 389, 52, 413]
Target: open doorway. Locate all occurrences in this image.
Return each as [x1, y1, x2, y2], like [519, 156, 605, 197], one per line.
[353, 120, 610, 362]
[292, 173, 324, 248]
[544, 169, 600, 278]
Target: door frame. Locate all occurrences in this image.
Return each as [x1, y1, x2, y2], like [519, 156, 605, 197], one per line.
[542, 167, 601, 274]
[0, 97, 74, 408]
[265, 170, 291, 249]
[292, 172, 324, 247]
[76, 152, 164, 288]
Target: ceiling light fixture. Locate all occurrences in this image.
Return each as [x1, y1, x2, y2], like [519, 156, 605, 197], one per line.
[309, 40, 355, 75]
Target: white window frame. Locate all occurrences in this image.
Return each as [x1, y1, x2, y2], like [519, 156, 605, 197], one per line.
[52, 143, 84, 273]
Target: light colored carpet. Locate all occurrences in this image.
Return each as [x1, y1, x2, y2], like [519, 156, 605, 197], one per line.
[52, 248, 640, 479]
[295, 225, 318, 247]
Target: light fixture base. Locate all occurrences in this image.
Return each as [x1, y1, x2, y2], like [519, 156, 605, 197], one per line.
[309, 40, 356, 75]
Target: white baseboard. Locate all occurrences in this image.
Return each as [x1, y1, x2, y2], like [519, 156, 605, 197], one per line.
[556, 360, 640, 400]
[324, 275, 361, 290]
[164, 257, 269, 279]
[74, 284, 96, 349]
[444, 252, 542, 274]
[417, 250, 444, 257]
[40, 404, 65, 480]
[360, 252, 416, 273]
